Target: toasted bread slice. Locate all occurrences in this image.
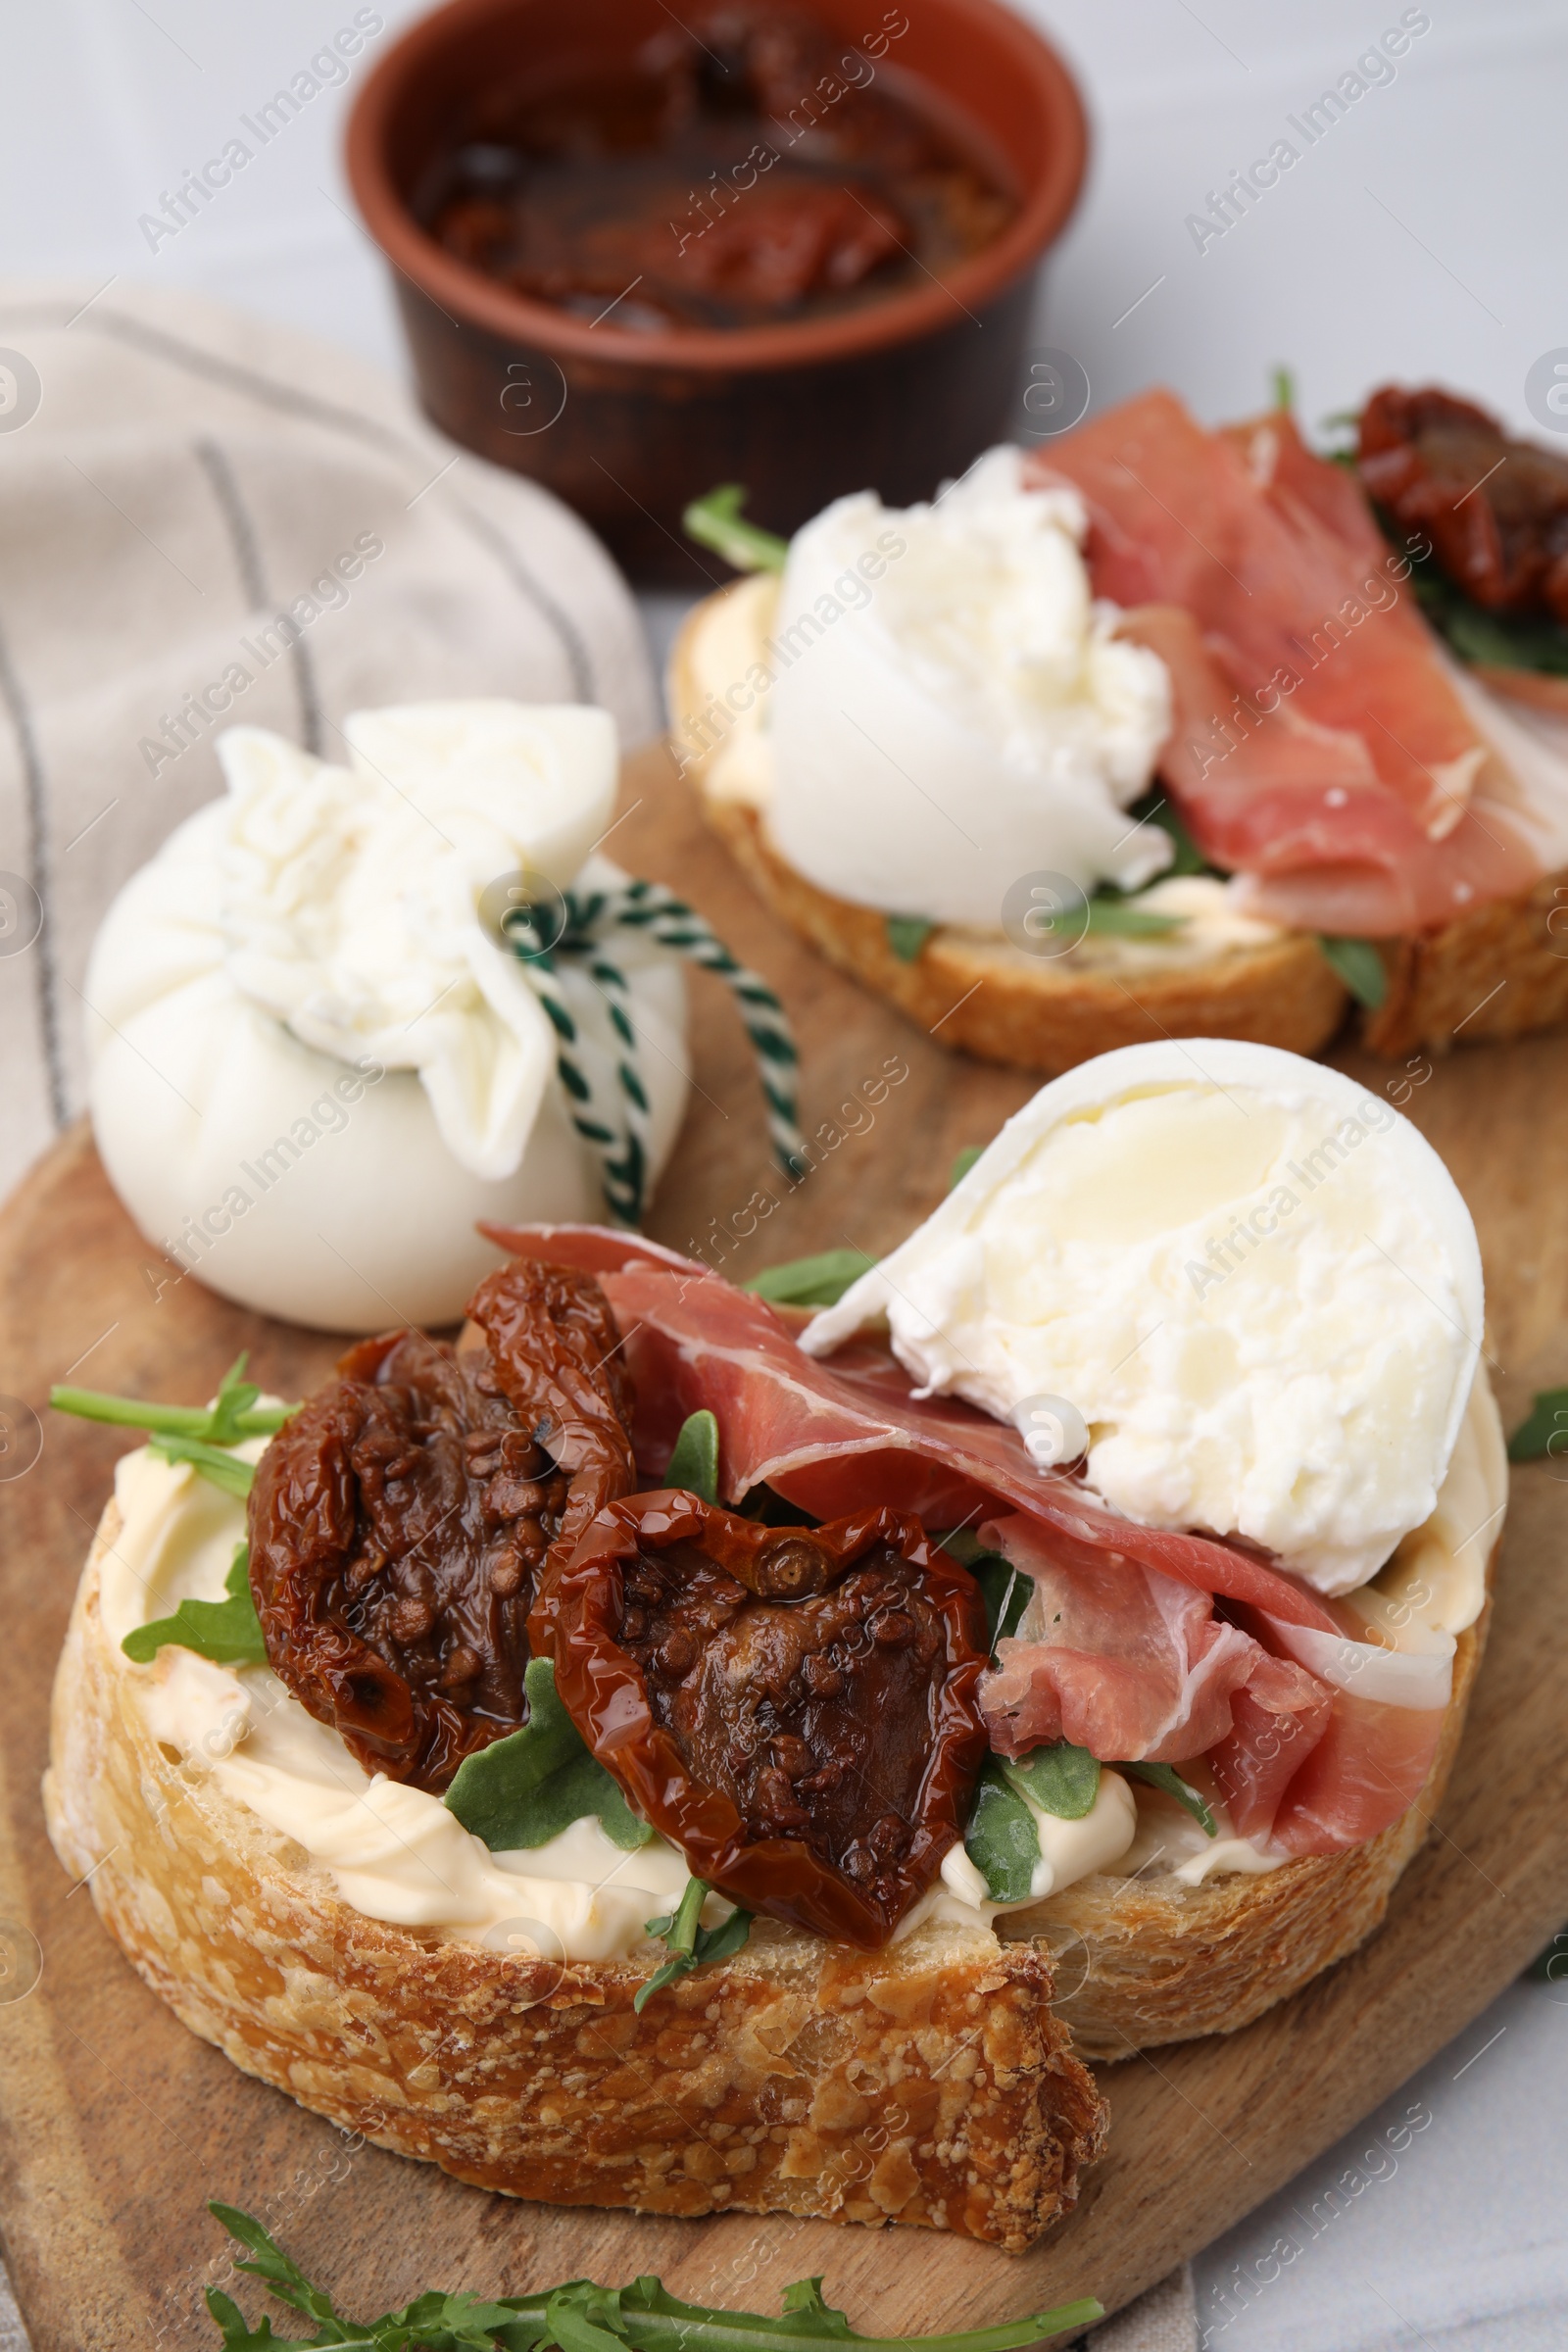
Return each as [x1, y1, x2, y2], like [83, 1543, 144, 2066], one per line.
[670, 584, 1568, 1070]
[43, 1499, 1106, 2251]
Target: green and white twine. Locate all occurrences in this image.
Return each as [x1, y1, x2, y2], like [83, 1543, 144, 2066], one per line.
[501, 878, 806, 1225]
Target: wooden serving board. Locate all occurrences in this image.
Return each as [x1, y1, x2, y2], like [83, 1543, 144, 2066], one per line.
[2, 743, 1567, 2351]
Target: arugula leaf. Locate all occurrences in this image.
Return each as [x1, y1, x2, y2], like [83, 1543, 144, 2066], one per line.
[936, 1529, 1029, 1654]
[777, 2280, 853, 2338]
[208, 2202, 522, 2352]
[445, 1659, 654, 1853]
[209, 2204, 342, 2334]
[146, 1432, 258, 1498]
[1401, 537, 1568, 675]
[1270, 364, 1296, 413]
[205, 2285, 318, 2351]
[51, 1353, 297, 1444]
[1316, 934, 1389, 1009]
[122, 1543, 268, 1668]
[663, 1409, 719, 1504]
[683, 485, 789, 574]
[949, 1146, 983, 1190]
[745, 1250, 876, 1307]
[634, 1877, 754, 2012]
[205, 2202, 1102, 2352]
[1001, 1742, 1100, 1822]
[1080, 897, 1186, 939]
[52, 1355, 298, 1501]
[963, 1760, 1040, 1903]
[975, 1557, 1030, 1649]
[1122, 1760, 1217, 1836]
[1508, 1385, 1568, 1462]
[1113, 789, 1215, 881]
[885, 915, 936, 962]
[963, 1745, 1103, 1901]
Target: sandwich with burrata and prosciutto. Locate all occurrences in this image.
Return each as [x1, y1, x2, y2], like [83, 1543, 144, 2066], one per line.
[671, 382, 1568, 1072]
[45, 1042, 1501, 2248]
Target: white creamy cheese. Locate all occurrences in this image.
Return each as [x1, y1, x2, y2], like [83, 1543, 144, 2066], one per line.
[805, 1040, 1485, 1594]
[84, 705, 689, 1330]
[676, 575, 1292, 972]
[763, 447, 1175, 927]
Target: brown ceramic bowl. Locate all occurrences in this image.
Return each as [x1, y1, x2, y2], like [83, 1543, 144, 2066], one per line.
[346, 0, 1088, 583]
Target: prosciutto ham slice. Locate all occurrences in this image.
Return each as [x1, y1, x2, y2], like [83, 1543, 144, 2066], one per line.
[482, 1225, 1450, 1856]
[481, 1223, 1339, 1634]
[1030, 390, 1568, 935]
[977, 1513, 1321, 1766]
[974, 1513, 1443, 1854]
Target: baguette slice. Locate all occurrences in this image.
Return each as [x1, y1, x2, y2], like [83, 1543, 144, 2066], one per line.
[670, 584, 1568, 1072]
[43, 1499, 1106, 2252]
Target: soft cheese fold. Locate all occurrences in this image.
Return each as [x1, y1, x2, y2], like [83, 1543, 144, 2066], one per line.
[766, 446, 1175, 927]
[805, 1041, 1486, 1595]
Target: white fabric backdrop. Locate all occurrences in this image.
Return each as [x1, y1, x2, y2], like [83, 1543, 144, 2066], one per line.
[2, 4, 1565, 2346]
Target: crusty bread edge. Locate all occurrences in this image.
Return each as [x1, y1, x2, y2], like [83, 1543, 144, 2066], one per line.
[1004, 1536, 1498, 2061]
[42, 1501, 1105, 2251]
[669, 587, 1568, 1067]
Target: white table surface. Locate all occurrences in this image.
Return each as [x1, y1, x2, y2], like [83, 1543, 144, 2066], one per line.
[4, 5, 1567, 2345]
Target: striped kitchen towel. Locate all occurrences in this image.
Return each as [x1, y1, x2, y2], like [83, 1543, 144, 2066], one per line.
[0, 278, 659, 1202]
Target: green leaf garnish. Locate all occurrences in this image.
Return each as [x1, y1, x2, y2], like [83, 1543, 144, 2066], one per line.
[1372, 510, 1568, 675]
[663, 1409, 719, 1504]
[683, 485, 789, 574]
[51, 1352, 297, 1444]
[1081, 897, 1186, 938]
[445, 1658, 654, 1854]
[122, 1543, 267, 1668]
[939, 1530, 1030, 1653]
[949, 1146, 983, 1190]
[634, 1876, 754, 2012]
[204, 2201, 1102, 2350]
[745, 1250, 876, 1307]
[1270, 364, 1296, 413]
[963, 1759, 1041, 1903]
[1111, 789, 1214, 880]
[1122, 1760, 1217, 1836]
[1001, 1742, 1101, 1822]
[1317, 934, 1388, 1009]
[146, 1432, 259, 1498]
[962, 1745, 1103, 1903]
[885, 914, 937, 962]
[1508, 1386, 1568, 1461]
[52, 1355, 298, 1501]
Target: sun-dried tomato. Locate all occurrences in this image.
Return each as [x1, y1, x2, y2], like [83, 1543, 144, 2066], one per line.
[1359, 384, 1568, 620]
[552, 1494, 990, 1946]
[248, 1260, 635, 1791]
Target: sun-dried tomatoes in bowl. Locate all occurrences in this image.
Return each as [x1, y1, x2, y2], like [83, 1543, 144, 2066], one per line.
[552, 1494, 991, 1946]
[248, 1260, 636, 1791]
